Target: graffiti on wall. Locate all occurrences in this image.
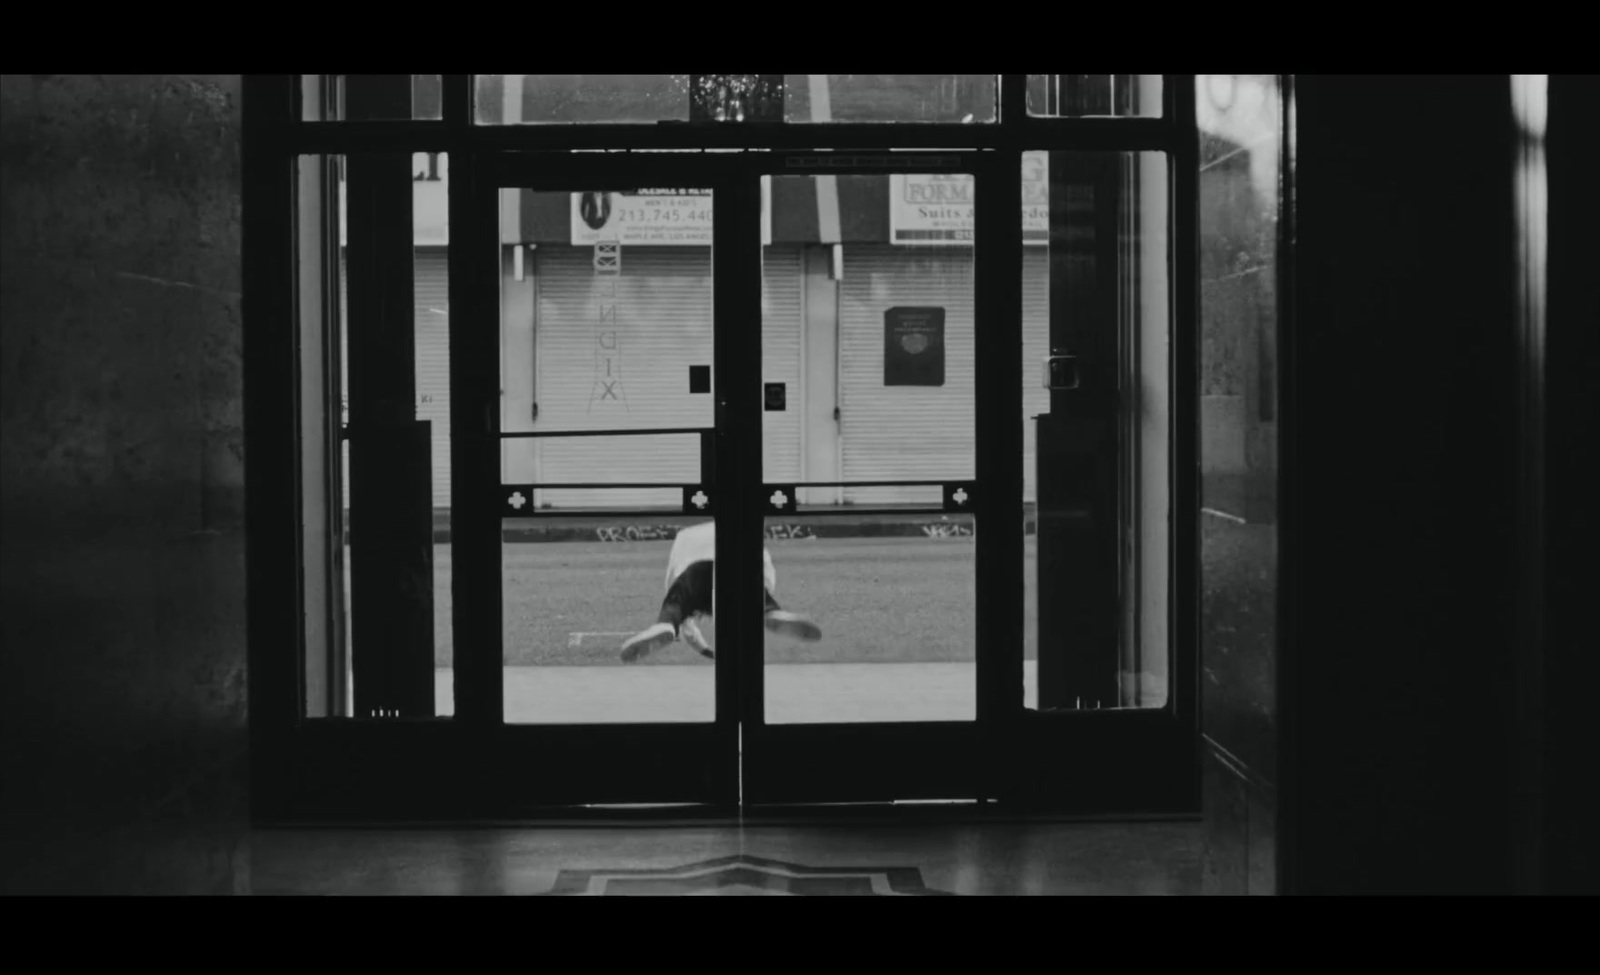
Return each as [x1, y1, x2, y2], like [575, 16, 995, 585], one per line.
[763, 523, 813, 541]
[591, 523, 818, 543]
[594, 524, 677, 542]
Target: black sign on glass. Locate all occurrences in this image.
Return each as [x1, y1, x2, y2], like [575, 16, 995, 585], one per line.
[688, 364, 711, 394]
[884, 307, 945, 387]
[764, 382, 786, 411]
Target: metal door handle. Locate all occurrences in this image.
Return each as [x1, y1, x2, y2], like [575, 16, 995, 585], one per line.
[1044, 354, 1080, 390]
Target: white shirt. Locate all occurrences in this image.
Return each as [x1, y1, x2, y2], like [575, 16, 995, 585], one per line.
[666, 521, 777, 594]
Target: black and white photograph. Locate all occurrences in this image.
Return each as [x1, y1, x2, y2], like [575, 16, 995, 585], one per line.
[1, 72, 1594, 899]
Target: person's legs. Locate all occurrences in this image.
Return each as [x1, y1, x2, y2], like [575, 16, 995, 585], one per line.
[623, 557, 818, 660]
[758, 543, 820, 640]
[681, 617, 714, 659]
[621, 560, 715, 663]
[763, 587, 822, 642]
[670, 563, 717, 658]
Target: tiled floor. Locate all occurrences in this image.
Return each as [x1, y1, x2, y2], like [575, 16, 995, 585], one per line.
[250, 819, 1206, 895]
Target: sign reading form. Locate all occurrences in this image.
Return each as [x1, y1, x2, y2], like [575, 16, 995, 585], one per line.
[889, 151, 1049, 246]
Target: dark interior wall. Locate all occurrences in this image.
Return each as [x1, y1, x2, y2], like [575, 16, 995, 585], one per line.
[0, 75, 248, 894]
[1282, 75, 1520, 895]
[1542, 73, 1600, 897]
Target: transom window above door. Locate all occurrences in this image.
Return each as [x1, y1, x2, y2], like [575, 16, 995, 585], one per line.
[298, 75, 1166, 125]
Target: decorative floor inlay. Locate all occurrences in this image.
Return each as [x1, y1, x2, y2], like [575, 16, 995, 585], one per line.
[546, 854, 954, 896]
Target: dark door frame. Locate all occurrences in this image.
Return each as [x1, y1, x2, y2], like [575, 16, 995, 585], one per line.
[244, 75, 1201, 821]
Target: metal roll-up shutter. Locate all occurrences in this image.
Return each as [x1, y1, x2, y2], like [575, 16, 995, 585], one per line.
[761, 244, 804, 484]
[414, 249, 451, 510]
[1022, 246, 1050, 505]
[837, 244, 976, 506]
[531, 245, 713, 511]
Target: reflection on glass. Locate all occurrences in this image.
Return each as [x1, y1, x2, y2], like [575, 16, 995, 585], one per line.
[297, 154, 344, 718]
[694, 75, 783, 122]
[498, 187, 716, 724]
[301, 75, 443, 121]
[474, 75, 999, 125]
[1023, 151, 1170, 712]
[1196, 73, 1280, 805]
[783, 75, 997, 123]
[1026, 75, 1162, 117]
[761, 173, 977, 724]
[476, 75, 692, 125]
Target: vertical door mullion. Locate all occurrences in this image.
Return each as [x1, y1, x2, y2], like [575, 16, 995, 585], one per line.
[319, 152, 349, 717]
[450, 148, 504, 728]
[973, 152, 1026, 761]
[713, 167, 765, 804]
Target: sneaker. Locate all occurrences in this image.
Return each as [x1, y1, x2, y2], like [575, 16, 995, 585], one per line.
[764, 610, 822, 642]
[620, 623, 677, 662]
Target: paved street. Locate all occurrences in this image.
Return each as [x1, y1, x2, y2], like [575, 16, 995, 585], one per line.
[343, 533, 1050, 719]
[419, 534, 1039, 667]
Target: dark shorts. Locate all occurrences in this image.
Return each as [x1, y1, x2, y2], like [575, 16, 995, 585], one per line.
[657, 560, 781, 628]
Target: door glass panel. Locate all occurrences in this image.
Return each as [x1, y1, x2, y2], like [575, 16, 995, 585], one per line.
[497, 187, 716, 725]
[301, 75, 444, 121]
[760, 174, 977, 725]
[473, 75, 789, 125]
[297, 153, 344, 718]
[1025, 75, 1163, 118]
[1024, 151, 1170, 712]
[759, 513, 977, 724]
[296, 151, 454, 719]
[477, 75, 692, 125]
[783, 75, 996, 123]
[474, 75, 998, 125]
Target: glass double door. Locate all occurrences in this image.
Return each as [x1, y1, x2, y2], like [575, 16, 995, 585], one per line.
[435, 147, 1196, 814]
[459, 152, 1003, 807]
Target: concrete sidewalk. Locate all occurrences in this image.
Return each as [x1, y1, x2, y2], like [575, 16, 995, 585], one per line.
[430, 662, 1043, 723]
